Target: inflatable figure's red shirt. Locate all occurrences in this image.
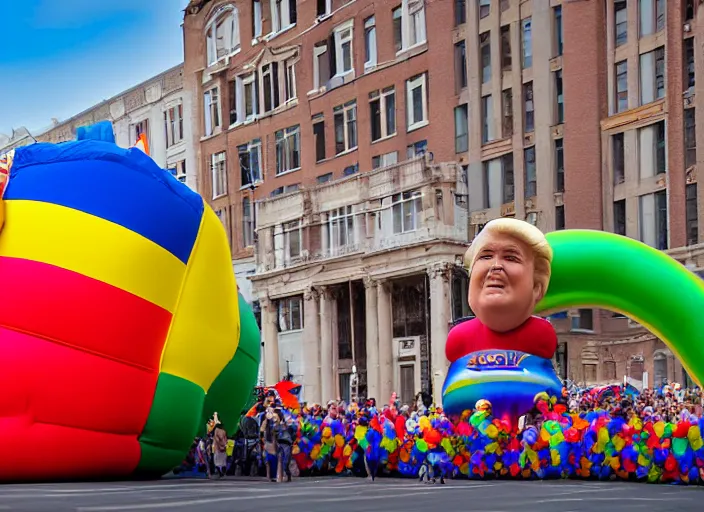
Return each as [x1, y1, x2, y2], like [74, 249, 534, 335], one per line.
[446, 316, 557, 363]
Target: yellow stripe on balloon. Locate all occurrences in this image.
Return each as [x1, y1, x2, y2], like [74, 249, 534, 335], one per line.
[0, 199, 186, 312]
[159, 205, 240, 392]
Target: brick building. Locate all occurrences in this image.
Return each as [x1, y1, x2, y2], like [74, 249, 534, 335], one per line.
[183, 0, 704, 400]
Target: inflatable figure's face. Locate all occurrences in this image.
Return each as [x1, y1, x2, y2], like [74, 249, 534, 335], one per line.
[469, 232, 543, 332]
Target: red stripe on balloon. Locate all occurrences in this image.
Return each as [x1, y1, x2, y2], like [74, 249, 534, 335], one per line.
[0, 256, 172, 371]
[0, 327, 155, 480]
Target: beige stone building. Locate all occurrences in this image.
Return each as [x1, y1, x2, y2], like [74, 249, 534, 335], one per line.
[251, 156, 469, 405]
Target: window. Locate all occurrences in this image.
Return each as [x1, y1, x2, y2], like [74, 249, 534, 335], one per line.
[480, 32, 491, 83]
[685, 37, 695, 94]
[132, 119, 149, 147]
[502, 89, 513, 138]
[481, 95, 494, 144]
[639, 0, 665, 37]
[252, 0, 263, 38]
[638, 121, 666, 179]
[204, 87, 220, 137]
[394, 0, 426, 53]
[455, 0, 466, 26]
[455, 40, 467, 91]
[614, 199, 626, 235]
[370, 87, 396, 141]
[500, 25, 511, 71]
[685, 0, 696, 20]
[205, 5, 240, 66]
[554, 6, 563, 57]
[334, 21, 354, 76]
[407, 0, 426, 48]
[328, 205, 355, 254]
[521, 18, 532, 69]
[284, 220, 302, 260]
[364, 16, 377, 70]
[238, 139, 262, 186]
[236, 72, 259, 123]
[261, 62, 280, 113]
[583, 363, 597, 383]
[555, 138, 564, 192]
[228, 80, 237, 125]
[639, 47, 665, 105]
[278, 296, 303, 331]
[615, 0, 627, 47]
[393, 6, 403, 52]
[392, 190, 422, 233]
[163, 105, 183, 148]
[615, 60, 628, 113]
[313, 114, 326, 162]
[685, 108, 696, 169]
[317, 172, 333, 183]
[317, 0, 331, 17]
[334, 100, 358, 154]
[484, 153, 514, 208]
[555, 70, 564, 124]
[455, 104, 469, 153]
[168, 160, 187, 183]
[271, 0, 297, 34]
[524, 146, 536, 198]
[313, 41, 330, 90]
[275, 125, 301, 174]
[215, 208, 231, 249]
[479, 0, 490, 19]
[242, 197, 254, 247]
[555, 205, 565, 230]
[639, 190, 668, 250]
[211, 151, 227, 199]
[372, 151, 398, 169]
[407, 140, 427, 158]
[613, 133, 625, 184]
[524, 82, 534, 132]
[572, 309, 593, 331]
[343, 164, 359, 176]
[284, 59, 297, 102]
[686, 184, 698, 245]
[406, 73, 428, 131]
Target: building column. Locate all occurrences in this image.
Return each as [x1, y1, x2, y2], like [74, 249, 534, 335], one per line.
[319, 286, 335, 403]
[261, 298, 280, 385]
[364, 277, 380, 401]
[303, 287, 321, 405]
[377, 280, 393, 402]
[428, 263, 452, 406]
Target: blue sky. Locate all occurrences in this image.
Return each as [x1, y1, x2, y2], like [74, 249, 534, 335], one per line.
[0, 0, 190, 135]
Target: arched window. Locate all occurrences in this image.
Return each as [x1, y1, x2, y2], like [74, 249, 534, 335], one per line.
[206, 5, 241, 66]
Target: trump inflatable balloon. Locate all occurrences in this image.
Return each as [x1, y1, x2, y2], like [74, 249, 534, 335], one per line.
[0, 130, 260, 481]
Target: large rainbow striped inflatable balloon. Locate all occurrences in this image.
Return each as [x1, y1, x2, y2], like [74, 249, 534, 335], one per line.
[0, 139, 260, 481]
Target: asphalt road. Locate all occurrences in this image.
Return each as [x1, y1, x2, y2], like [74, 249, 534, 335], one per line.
[0, 476, 702, 512]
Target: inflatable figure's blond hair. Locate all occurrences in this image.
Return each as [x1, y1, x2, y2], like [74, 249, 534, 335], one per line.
[464, 218, 553, 296]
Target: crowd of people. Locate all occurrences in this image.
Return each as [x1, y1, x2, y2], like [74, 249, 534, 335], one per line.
[181, 382, 704, 485]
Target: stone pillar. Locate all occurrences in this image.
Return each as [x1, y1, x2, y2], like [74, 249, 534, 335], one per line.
[303, 287, 321, 405]
[364, 277, 380, 400]
[377, 280, 393, 402]
[428, 263, 452, 406]
[319, 287, 334, 403]
[261, 298, 280, 385]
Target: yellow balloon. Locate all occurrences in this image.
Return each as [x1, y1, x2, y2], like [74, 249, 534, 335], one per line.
[653, 421, 666, 438]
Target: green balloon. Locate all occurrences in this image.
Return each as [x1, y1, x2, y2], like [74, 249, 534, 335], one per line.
[538, 230, 704, 389]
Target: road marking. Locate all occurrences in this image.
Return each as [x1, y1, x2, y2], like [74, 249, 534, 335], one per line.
[534, 497, 694, 504]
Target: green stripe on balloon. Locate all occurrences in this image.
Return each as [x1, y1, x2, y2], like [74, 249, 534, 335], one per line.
[136, 372, 205, 474]
[201, 293, 261, 437]
[538, 229, 704, 388]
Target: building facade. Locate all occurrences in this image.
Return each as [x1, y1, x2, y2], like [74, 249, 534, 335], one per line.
[182, 0, 471, 397]
[36, 65, 197, 192]
[183, 0, 704, 398]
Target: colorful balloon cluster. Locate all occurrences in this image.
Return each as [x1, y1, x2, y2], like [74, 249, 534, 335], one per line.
[286, 398, 704, 484]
